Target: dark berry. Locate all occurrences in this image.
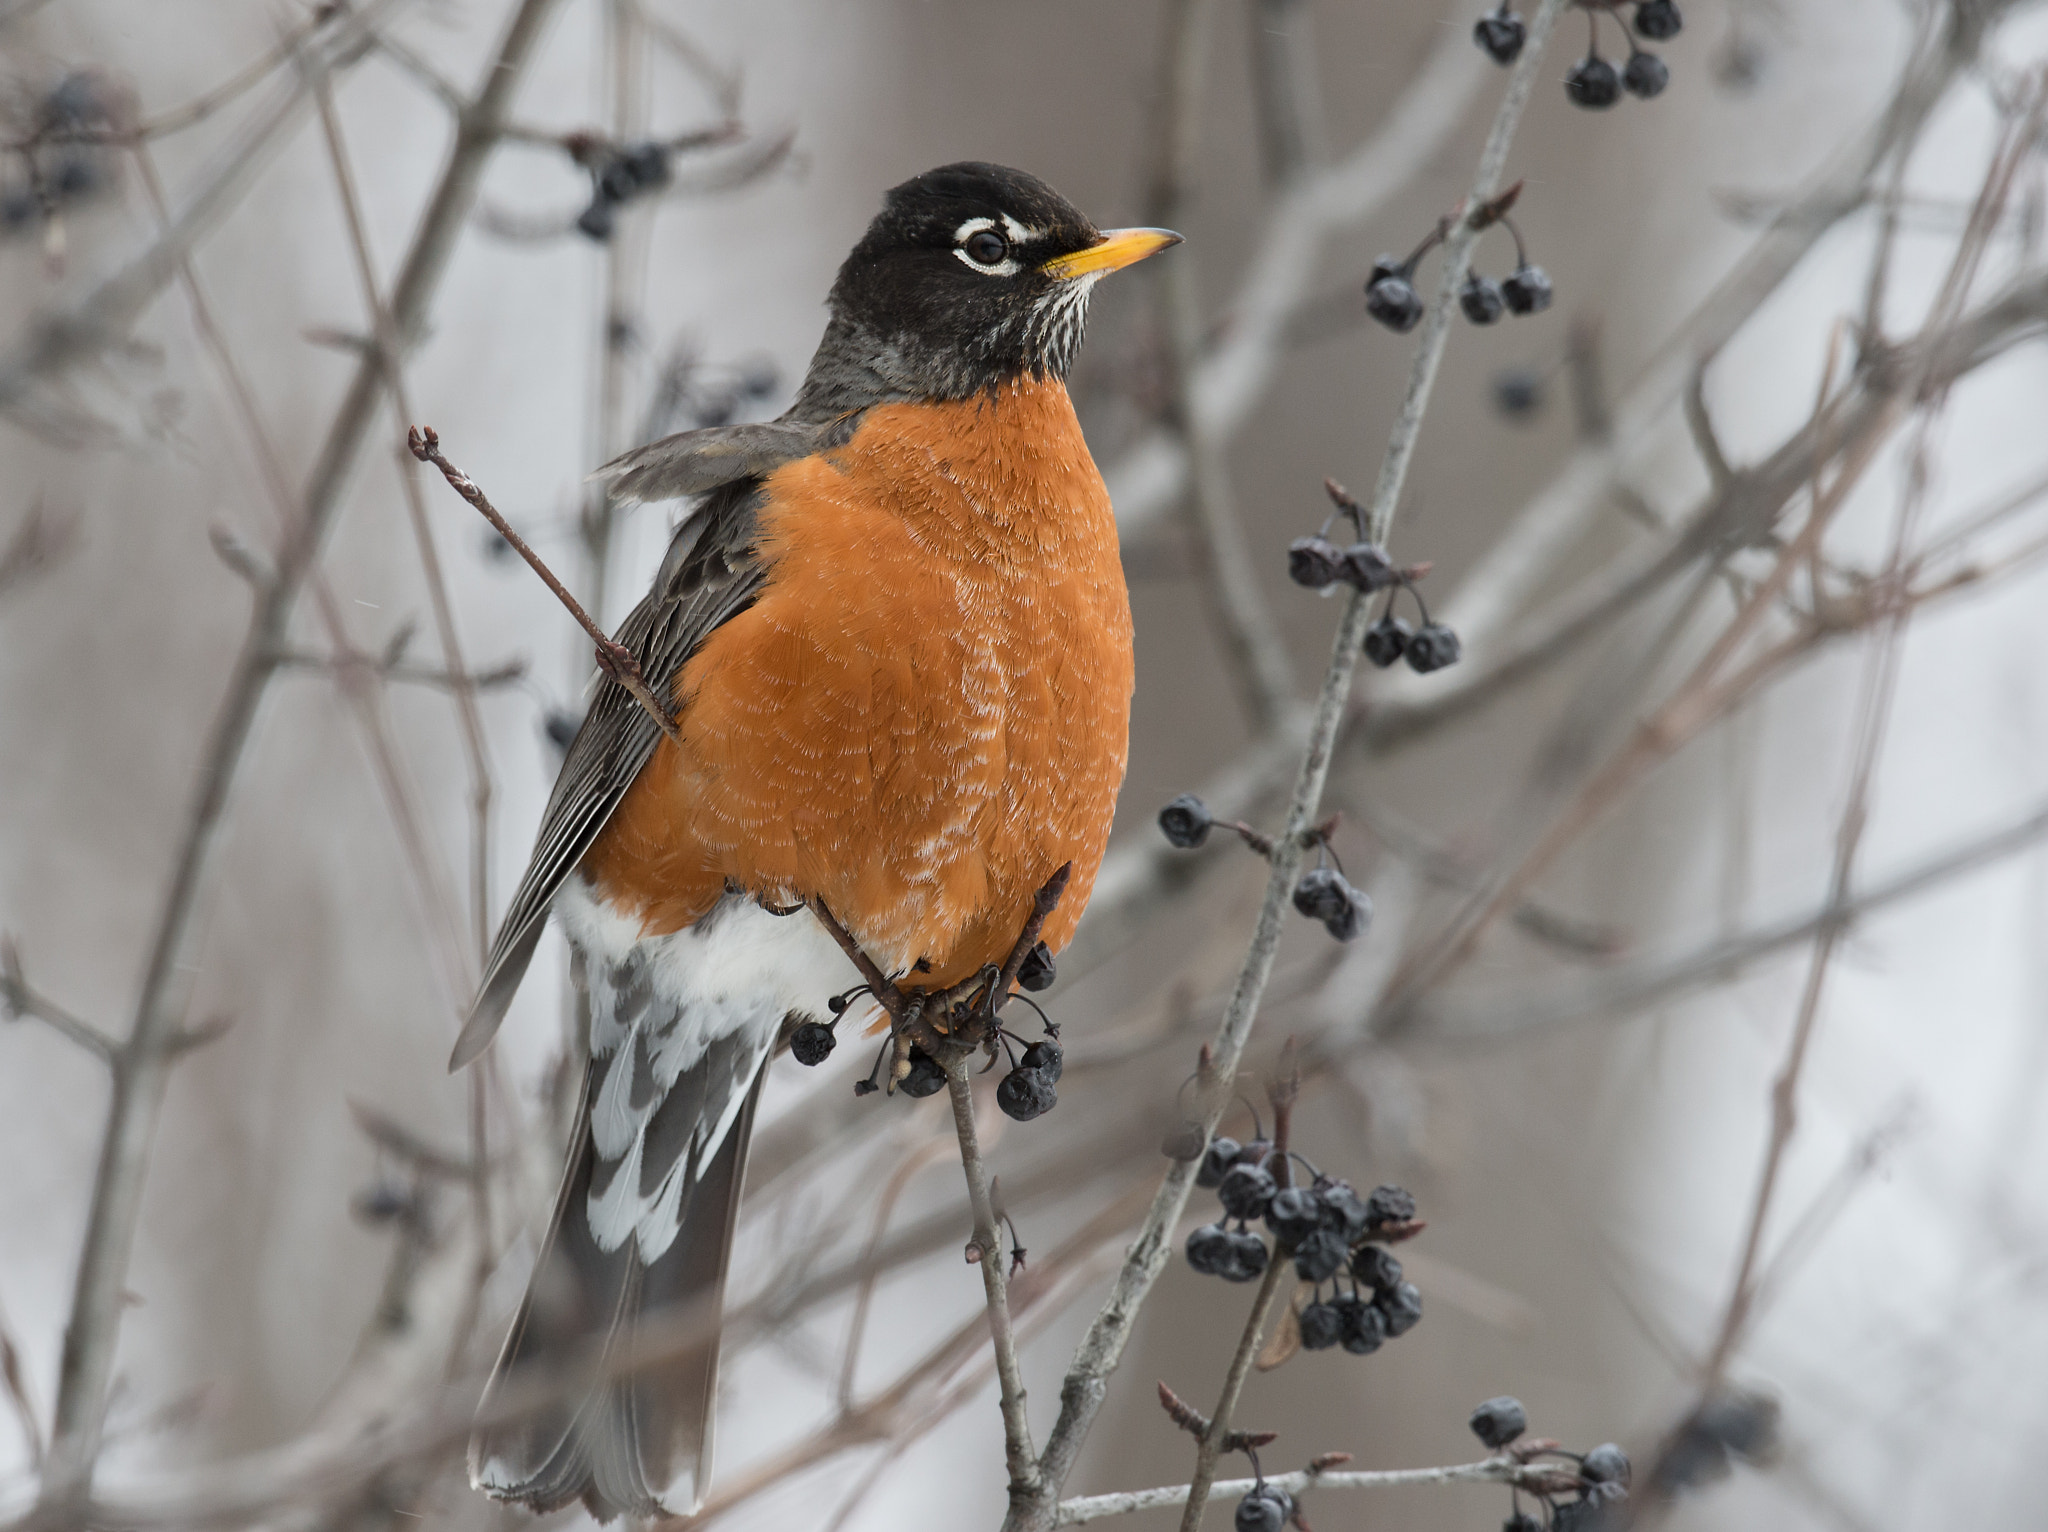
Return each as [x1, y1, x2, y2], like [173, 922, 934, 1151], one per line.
[1218, 1161, 1278, 1220]
[1566, 53, 1622, 108]
[623, 140, 671, 191]
[1223, 1228, 1271, 1283]
[543, 708, 581, 751]
[790, 1022, 835, 1066]
[1264, 1186, 1324, 1246]
[1319, 1179, 1371, 1241]
[1366, 274, 1424, 332]
[1377, 1279, 1424, 1336]
[1365, 1184, 1417, 1227]
[1504, 1516, 1544, 1532]
[1337, 1292, 1386, 1353]
[1187, 1222, 1233, 1276]
[1405, 623, 1463, 673]
[1363, 616, 1413, 668]
[576, 197, 617, 241]
[1158, 792, 1213, 849]
[1473, 7, 1526, 64]
[1470, 1395, 1529, 1448]
[1299, 1299, 1343, 1350]
[1492, 366, 1545, 419]
[1633, 0, 1682, 40]
[1234, 1488, 1290, 1532]
[997, 1067, 1057, 1121]
[1350, 1243, 1402, 1291]
[1551, 1504, 1599, 1532]
[1368, 254, 1405, 287]
[898, 1048, 947, 1098]
[1289, 535, 1346, 589]
[1017, 942, 1056, 992]
[1292, 1226, 1349, 1283]
[1581, 1443, 1632, 1488]
[1460, 273, 1507, 325]
[1020, 1038, 1063, 1082]
[1323, 882, 1371, 941]
[1624, 49, 1670, 97]
[1502, 264, 1554, 314]
[1340, 541, 1398, 591]
[1196, 1136, 1242, 1188]
[1293, 867, 1352, 923]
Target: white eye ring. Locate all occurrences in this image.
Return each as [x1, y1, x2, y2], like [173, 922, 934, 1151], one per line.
[951, 216, 1022, 277]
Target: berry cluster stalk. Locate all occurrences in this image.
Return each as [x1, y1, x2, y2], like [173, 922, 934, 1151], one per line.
[1003, 4, 1566, 1527]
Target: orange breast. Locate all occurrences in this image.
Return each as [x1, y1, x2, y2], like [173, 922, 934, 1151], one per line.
[579, 376, 1135, 986]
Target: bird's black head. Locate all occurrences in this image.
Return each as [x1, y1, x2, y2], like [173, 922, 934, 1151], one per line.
[799, 162, 1179, 409]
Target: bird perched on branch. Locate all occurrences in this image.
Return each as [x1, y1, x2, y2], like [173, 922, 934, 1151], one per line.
[459, 163, 1177, 1520]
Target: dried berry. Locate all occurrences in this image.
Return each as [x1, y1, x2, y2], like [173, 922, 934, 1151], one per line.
[1197, 1136, 1243, 1188]
[1504, 1515, 1543, 1532]
[1234, 1486, 1293, 1532]
[1293, 867, 1351, 923]
[1265, 1185, 1325, 1245]
[1460, 273, 1507, 325]
[1366, 273, 1424, 332]
[1567, 53, 1622, 109]
[1377, 1279, 1424, 1336]
[1222, 1228, 1271, 1283]
[898, 1048, 947, 1098]
[1474, 6, 1526, 64]
[1218, 1161, 1279, 1220]
[1470, 1395, 1529, 1448]
[1350, 1243, 1403, 1291]
[1187, 1222, 1233, 1276]
[1363, 615, 1413, 669]
[1633, 0, 1682, 39]
[1292, 1225, 1349, 1283]
[1158, 792, 1214, 849]
[1020, 1037, 1063, 1082]
[997, 1067, 1057, 1121]
[1492, 366, 1545, 419]
[790, 1022, 836, 1066]
[576, 197, 617, 242]
[1624, 49, 1670, 97]
[1319, 1179, 1372, 1240]
[1337, 1292, 1386, 1354]
[1299, 1299, 1343, 1350]
[1581, 1443, 1632, 1488]
[1405, 622, 1463, 673]
[1289, 535, 1346, 589]
[1502, 264, 1555, 314]
[1017, 942, 1056, 992]
[1365, 1184, 1417, 1227]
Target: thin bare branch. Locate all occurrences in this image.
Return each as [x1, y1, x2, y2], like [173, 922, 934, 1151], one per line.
[0, 941, 117, 1063]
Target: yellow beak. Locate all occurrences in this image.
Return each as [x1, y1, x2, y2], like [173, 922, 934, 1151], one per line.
[1039, 226, 1183, 281]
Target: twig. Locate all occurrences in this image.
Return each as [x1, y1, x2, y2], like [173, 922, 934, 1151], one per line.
[1148, 0, 1300, 732]
[1004, 10, 1566, 1527]
[947, 1056, 1040, 1500]
[1054, 1456, 1567, 1526]
[406, 426, 682, 745]
[0, 941, 117, 1063]
[32, 0, 568, 1511]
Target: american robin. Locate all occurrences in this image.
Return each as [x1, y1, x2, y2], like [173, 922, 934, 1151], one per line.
[459, 162, 1177, 1520]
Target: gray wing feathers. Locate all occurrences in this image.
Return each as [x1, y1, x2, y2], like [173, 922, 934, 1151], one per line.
[450, 488, 769, 1070]
[586, 419, 832, 505]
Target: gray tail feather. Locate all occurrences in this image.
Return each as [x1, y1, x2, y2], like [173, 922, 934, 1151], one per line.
[469, 1062, 764, 1521]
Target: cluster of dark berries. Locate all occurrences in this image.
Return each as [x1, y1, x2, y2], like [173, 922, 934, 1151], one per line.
[1233, 1477, 1297, 1532]
[1366, 195, 1551, 336]
[796, 958, 1064, 1122]
[1186, 1134, 1423, 1339]
[1561, 2, 1682, 111]
[1156, 794, 1371, 943]
[1653, 1389, 1780, 1492]
[1466, 1395, 1633, 1531]
[574, 137, 674, 240]
[2, 72, 118, 237]
[1289, 480, 1462, 675]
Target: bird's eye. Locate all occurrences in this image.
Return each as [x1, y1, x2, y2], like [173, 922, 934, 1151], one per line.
[964, 229, 1009, 265]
